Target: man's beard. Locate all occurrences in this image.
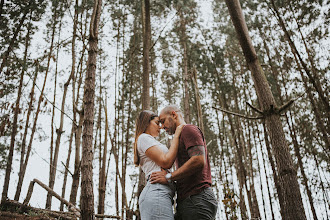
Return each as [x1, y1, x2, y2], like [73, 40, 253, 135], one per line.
[167, 118, 176, 135]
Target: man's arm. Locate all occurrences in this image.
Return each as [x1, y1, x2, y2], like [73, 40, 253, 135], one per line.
[150, 145, 205, 184]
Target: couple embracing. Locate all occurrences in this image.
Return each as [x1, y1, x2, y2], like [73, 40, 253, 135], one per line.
[134, 105, 218, 220]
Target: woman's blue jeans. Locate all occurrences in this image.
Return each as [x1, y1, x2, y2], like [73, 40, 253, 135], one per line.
[139, 181, 175, 220]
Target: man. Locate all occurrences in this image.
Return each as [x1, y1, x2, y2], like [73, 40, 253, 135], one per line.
[150, 105, 217, 220]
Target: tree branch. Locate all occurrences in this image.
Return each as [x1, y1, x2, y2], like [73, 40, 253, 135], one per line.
[212, 106, 264, 120]
[246, 102, 263, 114]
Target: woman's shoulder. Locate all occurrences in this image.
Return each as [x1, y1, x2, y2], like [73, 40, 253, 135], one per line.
[137, 133, 155, 144]
[138, 133, 153, 140]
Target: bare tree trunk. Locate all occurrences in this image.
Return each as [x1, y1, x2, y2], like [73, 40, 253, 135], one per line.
[224, 0, 306, 219]
[49, 23, 60, 205]
[69, 109, 83, 205]
[191, 67, 204, 133]
[123, 79, 133, 218]
[46, 0, 77, 208]
[136, 1, 151, 217]
[261, 135, 275, 220]
[179, 11, 190, 123]
[98, 98, 107, 216]
[10, 22, 32, 202]
[15, 2, 57, 201]
[141, 0, 151, 110]
[14, 56, 49, 202]
[80, 0, 102, 218]
[60, 125, 73, 211]
[2, 20, 31, 203]
[69, 26, 87, 206]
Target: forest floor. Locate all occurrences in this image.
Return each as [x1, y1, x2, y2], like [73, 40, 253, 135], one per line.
[0, 200, 76, 220]
[0, 210, 52, 219]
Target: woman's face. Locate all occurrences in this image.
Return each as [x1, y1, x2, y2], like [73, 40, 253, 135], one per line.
[145, 117, 160, 137]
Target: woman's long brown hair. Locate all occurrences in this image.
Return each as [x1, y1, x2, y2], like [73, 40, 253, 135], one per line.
[134, 110, 158, 167]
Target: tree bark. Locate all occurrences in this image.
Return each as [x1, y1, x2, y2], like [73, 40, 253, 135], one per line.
[2, 20, 31, 203]
[10, 22, 31, 202]
[46, 0, 77, 207]
[80, 0, 102, 219]
[141, 0, 151, 110]
[224, 0, 306, 219]
[179, 11, 190, 123]
[98, 99, 108, 216]
[191, 67, 204, 134]
[11, 60, 37, 200]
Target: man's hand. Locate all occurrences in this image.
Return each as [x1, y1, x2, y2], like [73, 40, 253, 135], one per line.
[150, 169, 168, 184]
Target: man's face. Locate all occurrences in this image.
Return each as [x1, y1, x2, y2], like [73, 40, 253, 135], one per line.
[159, 112, 176, 135]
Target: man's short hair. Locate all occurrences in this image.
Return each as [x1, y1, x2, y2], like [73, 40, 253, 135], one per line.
[161, 105, 183, 117]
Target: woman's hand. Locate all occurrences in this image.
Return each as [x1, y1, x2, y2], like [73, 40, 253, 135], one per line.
[174, 124, 184, 138]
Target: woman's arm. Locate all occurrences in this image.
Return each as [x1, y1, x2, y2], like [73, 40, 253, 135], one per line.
[145, 125, 184, 169]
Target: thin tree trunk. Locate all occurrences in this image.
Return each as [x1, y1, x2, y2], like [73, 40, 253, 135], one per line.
[60, 125, 74, 211]
[11, 60, 37, 199]
[14, 56, 49, 202]
[179, 11, 190, 123]
[80, 0, 102, 218]
[46, 27, 76, 210]
[224, 1, 306, 219]
[141, 0, 151, 110]
[269, 0, 329, 111]
[191, 67, 204, 134]
[137, 1, 151, 217]
[98, 98, 107, 215]
[11, 22, 32, 202]
[0, 3, 31, 74]
[123, 80, 133, 218]
[69, 109, 83, 205]
[2, 19, 31, 202]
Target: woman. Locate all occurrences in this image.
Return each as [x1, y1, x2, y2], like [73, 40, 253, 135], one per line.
[134, 110, 184, 220]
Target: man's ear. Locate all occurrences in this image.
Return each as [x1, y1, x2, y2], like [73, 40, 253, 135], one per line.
[171, 111, 177, 119]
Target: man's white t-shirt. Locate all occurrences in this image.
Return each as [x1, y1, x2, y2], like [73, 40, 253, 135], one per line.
[137, 133, 169, 178]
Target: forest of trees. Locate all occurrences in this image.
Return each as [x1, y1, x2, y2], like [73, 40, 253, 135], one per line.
[0, 0, 329, 219]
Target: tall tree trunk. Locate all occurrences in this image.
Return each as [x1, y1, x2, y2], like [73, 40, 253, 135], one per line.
[98, 98, 107, 215]
[1, 20, 31, 202]
[60, 125, 73, 211]
[137, 1, 151, 217]
[224, 0, 306, 219]
[11, 22, 31, 202]
[179, 11, 190, 123]
[191, 67, 204, 133]
[141, 0, 151, 110]
[0, 2, 31, 74]
[80, 0, 102, 218]
[15, 1, 57, 201]
[70, 26, 87, 206]
[269, 0, 329, 111]
[265, 33, 319, 219]
[46, 16, 76, 210]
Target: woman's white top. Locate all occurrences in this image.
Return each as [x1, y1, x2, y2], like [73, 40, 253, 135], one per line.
[137, 133, 169, 178]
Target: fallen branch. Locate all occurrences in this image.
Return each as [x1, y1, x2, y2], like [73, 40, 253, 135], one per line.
[1, 199, 76, 220]
[95, 213, 122, 219]
[23, 178, 80, 217]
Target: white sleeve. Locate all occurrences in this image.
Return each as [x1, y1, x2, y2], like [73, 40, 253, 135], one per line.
[137, 134, 160, 153]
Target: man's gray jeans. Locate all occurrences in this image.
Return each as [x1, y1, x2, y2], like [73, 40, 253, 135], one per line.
[175, 187, 218, 220]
